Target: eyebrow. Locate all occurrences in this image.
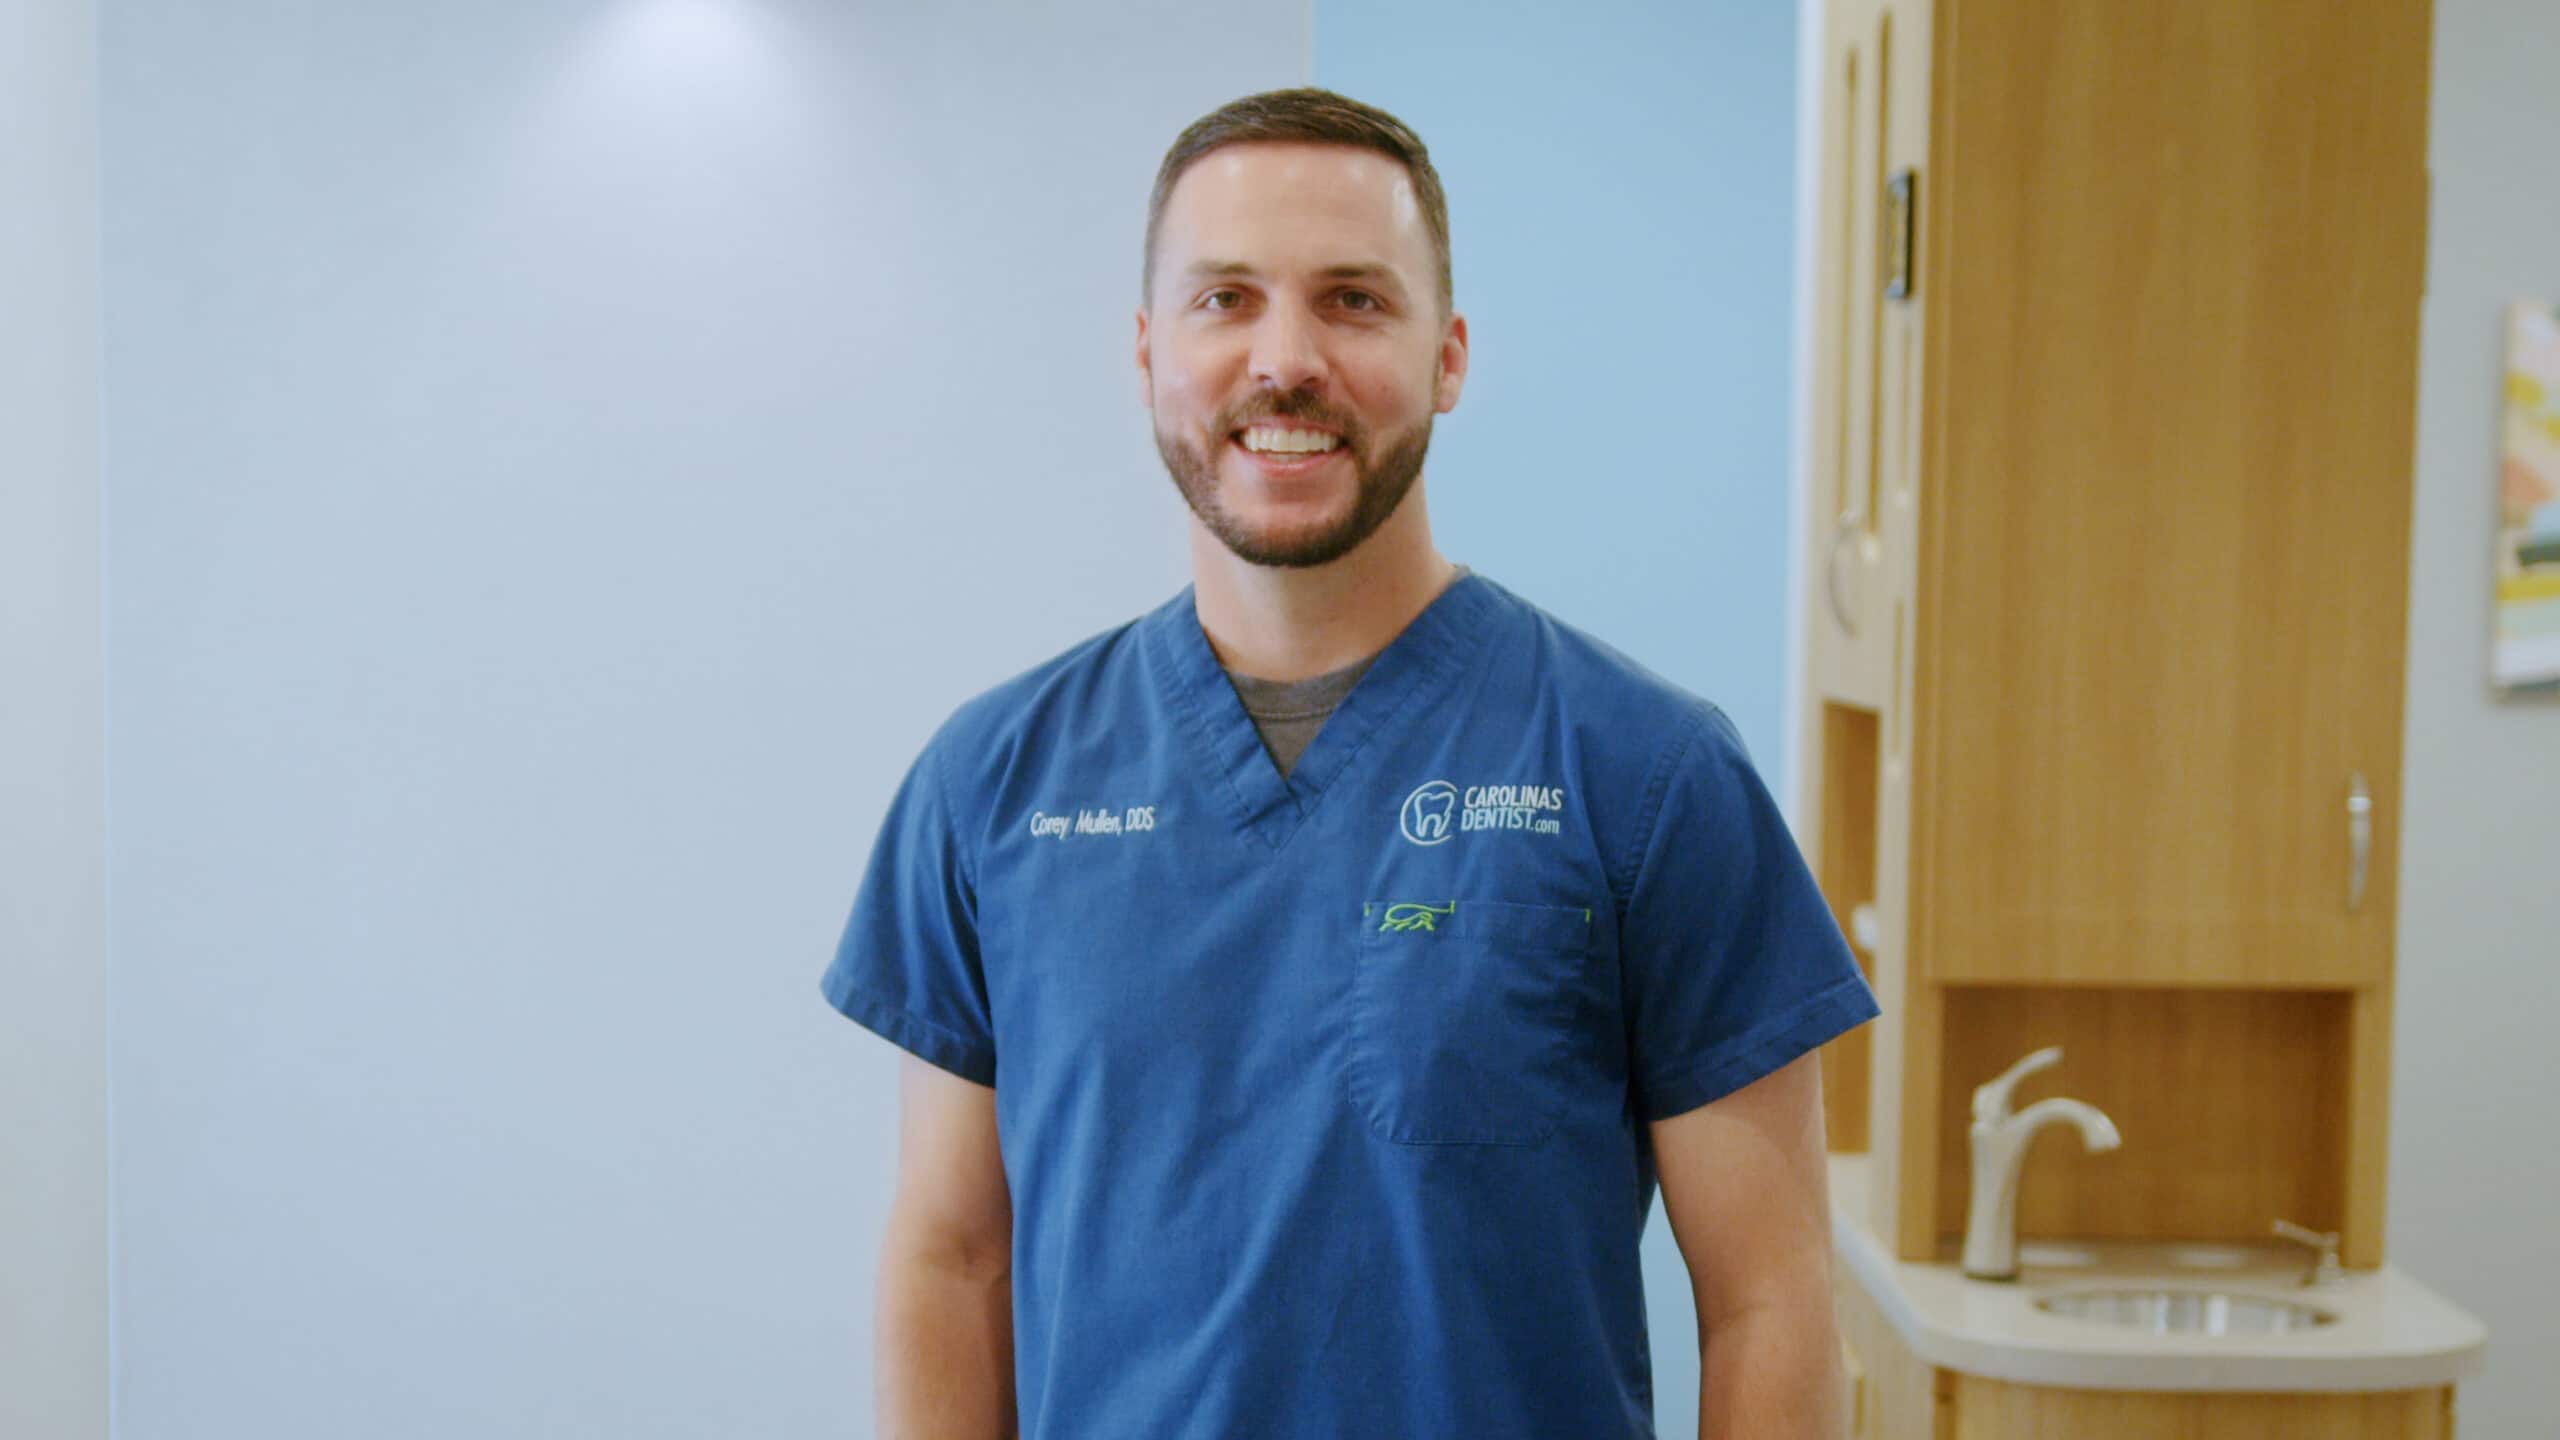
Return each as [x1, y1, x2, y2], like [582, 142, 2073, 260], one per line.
[1181, 260, 1410, 297]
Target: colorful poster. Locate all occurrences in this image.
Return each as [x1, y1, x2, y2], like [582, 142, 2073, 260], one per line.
[2496, 301, 2560, 696]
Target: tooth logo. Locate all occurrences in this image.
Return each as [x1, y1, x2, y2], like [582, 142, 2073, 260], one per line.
[1398, 781, 1459, 846]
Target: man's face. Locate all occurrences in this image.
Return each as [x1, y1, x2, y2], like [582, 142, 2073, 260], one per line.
[1137, 142, 1467, 569]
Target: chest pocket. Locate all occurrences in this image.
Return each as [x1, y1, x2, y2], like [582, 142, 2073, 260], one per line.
[1345, 899, 1591, 1146]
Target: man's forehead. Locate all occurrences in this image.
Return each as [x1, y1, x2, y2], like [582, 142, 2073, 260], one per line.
[1178, 257, 1407, 288]
[1181, 139, 1413, 194]
[1159, 142, 1429, 279]
[1168, 143, 1419, 227]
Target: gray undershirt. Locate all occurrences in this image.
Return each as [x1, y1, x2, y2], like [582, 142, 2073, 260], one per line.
[1222, 565, 1469, 780]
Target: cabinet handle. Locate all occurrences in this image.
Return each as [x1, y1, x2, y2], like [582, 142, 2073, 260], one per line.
[1826, 516, 1860, 635]
[2346, 772, 2371, 912]
[1884, 169, 1917, 301]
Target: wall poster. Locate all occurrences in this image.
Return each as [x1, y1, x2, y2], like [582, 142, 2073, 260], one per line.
[2497, 301, 2560, 697]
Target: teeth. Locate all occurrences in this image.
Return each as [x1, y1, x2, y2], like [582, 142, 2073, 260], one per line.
[1239, 426, 1342, 454]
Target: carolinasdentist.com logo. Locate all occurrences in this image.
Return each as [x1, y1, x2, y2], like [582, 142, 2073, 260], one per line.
[1399, 781, 1461, 845]
[1398, 779, 1568, 845]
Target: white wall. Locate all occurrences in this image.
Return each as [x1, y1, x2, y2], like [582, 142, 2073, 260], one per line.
[99, 3, 1291, 1434]
[2390, 1, 2560, 1434]
[0, 1, 108, 1437]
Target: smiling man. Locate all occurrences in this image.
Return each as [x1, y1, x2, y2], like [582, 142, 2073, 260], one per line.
[826, 88, 1879, 1439]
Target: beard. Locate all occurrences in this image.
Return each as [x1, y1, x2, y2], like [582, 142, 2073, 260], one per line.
[1153, 392, 1434, 570]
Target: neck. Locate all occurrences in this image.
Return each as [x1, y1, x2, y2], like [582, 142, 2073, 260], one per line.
[1186, 483, 1457, 681]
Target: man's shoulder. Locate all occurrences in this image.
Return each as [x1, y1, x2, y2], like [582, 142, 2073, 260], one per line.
[1483, 577, 1733, 754]
[1478, 581, 1776, 903]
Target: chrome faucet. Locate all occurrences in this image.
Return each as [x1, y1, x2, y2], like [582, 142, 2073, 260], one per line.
[1961, 1046, 2122, 1281]
[2272, 1219, 2346, 1286]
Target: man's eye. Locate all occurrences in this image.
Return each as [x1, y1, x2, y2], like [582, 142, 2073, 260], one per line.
[1201, 289, 1244, 310]
[1338, 290, 1381, 312]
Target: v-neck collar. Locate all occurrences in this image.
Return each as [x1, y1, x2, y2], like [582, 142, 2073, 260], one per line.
[1145, 570, 1499, 852]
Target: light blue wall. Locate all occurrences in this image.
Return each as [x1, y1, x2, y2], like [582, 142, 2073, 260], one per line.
[1315, 1, 1803, 772]
[1315, 7, 1802, 1427]
[101, 3, 1292, 1434]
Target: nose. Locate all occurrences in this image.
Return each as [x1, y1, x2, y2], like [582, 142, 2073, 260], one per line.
[1246, 303, 1328, 395]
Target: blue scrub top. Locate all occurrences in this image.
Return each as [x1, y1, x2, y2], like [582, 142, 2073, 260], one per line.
[823, 570, 1879, 1438]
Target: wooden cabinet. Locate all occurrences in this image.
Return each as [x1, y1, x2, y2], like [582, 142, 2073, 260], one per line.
[1833, 1273, 1949, 1440]
[1804, 0, 1934, 1216]
[1807, 0, 2429, 993]
[1804, 0, 1926, 721]
[1910, 0, 2428, 992]
[1802, 0, 2432, 1274]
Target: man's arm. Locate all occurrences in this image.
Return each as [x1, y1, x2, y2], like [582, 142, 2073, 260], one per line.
[876, 1053, 1017, 1439]
[1651, 1050, 1848, 1440]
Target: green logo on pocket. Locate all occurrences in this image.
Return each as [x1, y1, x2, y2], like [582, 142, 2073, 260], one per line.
[1377, 901, 1456, 933]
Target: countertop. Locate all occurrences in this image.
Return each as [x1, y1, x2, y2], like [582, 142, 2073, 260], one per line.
[1827, 1155, 2489, 1392]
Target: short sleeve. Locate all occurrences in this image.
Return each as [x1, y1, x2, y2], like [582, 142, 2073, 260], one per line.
[1618, 704, 1879, 1122]
[818, 736, 998, 1087]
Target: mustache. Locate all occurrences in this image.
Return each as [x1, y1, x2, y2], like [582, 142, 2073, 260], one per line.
[1223, 393, 1357, 438]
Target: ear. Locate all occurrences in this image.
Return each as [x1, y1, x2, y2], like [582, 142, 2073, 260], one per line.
[1433, 311, 1469, 414]
[1134, 306, 1154, 409]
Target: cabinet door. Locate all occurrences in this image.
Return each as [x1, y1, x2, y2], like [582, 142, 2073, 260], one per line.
[1841, 1334, 1871, 1440]
[1804, 0, 1921, 714]
[1801, 0, 1936, 1154]
[1911, 0, 2429, 988]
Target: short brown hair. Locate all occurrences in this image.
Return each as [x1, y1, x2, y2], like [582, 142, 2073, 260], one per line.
[1142, 87, 1452, 317]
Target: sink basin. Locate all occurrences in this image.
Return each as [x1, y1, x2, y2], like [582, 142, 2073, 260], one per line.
[2034, 1287, 2338, 1336]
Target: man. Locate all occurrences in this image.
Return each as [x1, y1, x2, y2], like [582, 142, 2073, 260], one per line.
[825, 87, 1879, 1439]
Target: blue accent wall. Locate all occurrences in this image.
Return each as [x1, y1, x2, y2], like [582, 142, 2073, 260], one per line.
[1315, 1, 1801, 773]
[1317, 5, 1802, 1426]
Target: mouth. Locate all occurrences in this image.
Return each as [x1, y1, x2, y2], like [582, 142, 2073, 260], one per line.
[1227, 423, 1349, 477]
